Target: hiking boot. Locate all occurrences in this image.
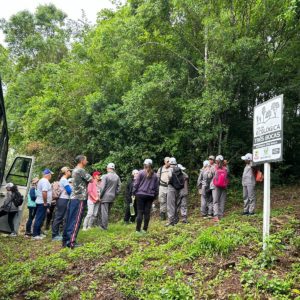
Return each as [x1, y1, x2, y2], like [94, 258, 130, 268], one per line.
[160, 212, 166, 221]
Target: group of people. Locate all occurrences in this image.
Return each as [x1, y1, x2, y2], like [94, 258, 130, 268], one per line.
[0, 152, 258, 248]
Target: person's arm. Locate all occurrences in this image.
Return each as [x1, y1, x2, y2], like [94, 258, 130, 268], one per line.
[88, 182, 98, 202]
[81, 170, 92, 183]
[42, 181, 49, 206]
[30, 187, 37, 201]
[100, 176, 107, 199]
[154, 175, 159, 199]
[64, 185, 72, 195]
[116, 177, 121, 195]
[197, 170, 202, 189]
[132, 172, 141, 196]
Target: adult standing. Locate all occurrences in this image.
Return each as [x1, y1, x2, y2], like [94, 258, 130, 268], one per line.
[32, 169, 53, 240]
[241, 153, 256, 216]
[52, 167, 72, 241]
[133, 159, 159, 235]
[99, 163, 121, 230]
[212, 155, 229, 222]
[166, 157, 184, 226]
[63, 155, 92, 249]
[157, 157, 170, 220]
[83, 171, 102, 230]
[124, 169, 139, 224]
[176, 164, 189, 224]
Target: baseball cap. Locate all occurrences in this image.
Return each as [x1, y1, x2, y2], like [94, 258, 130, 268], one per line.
[5, 182, 14, 188]
[43, 169, 54, 175]
[164, 157, 170, 163]
[31, 177, 39, 184]
[132, 169, 139, 176]
[208, 155, 215, 160]
[216, 155, 224, 161]
[92, 171, 101, 177]
[107, 163, 115, 169]
[203, 160, 209, 167]
[143, 159, 153, 165]
[61, 167, 70, 174]
[241, 153, 253, 161]
[169, 157, 177, 165]
[178, 164, 186, 170]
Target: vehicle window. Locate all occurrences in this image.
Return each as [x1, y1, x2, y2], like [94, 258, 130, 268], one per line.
[6, 157, 32, 186]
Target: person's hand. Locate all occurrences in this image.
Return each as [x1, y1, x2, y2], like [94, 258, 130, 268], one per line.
[43, 202, 48, 207]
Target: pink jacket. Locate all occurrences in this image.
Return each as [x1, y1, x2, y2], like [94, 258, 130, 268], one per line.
[88, 179, 100, 203]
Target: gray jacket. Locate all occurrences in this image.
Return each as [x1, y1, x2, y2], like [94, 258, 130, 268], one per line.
[100, 172, 121, 203]
[1, 191, 18, 212]
[242, 165, 256, 186]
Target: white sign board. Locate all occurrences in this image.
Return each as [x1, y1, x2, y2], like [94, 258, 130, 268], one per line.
[253, 95, 283, 165]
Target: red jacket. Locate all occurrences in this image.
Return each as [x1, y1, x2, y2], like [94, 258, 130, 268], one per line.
[88, 179, 100, 203]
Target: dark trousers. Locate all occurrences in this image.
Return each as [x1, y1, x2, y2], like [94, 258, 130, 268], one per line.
[25, 207, 36, 234]
[0, 210, 18, 233]
[63, 199, 86, 248]
[52, 198, 69, 238]
[136, 195, 154, 232]
[33, 204, 47, 237]
[45, 203, 56, 230]
[124, 200, 137, 223]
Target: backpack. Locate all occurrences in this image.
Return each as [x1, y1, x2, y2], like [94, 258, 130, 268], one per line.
[213, 166, 229, 189]
[12, 191, 24, 207]
[255, 170, 264, 182]
[52, 181, 63, 200]
[169, 167, 185, 190]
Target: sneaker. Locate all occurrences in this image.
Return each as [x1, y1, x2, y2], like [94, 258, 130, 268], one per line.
[9, 232, 17, 237]
[242, 212, 249, 216]
[208, 215, 213, 219]
[40, 234, 46, 238]
[135, 231, 143, 236]
[32, 235, 44, 240]
[99, 226, 107, 231]
[212, 217, 219, 222]
[248, 212, 255, 216]
[141, 230, 147, 234]
[52, 235, 63, 241]
[165, 222, 174, 227]
[182, 219, 189, 224]
[82, 228, 88, 231]
[70, 243, 83, 249]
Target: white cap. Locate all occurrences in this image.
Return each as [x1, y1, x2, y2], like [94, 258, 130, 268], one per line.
[132, 169, 139, 175]
[216, 155, 224, 161]
[241, 153, 253, 161]
[143, 159, 153, 165]
[107, 163, 115, 169]
[6, 183, 14, 188]
[169, 157, 177, 165]
[178, 164, 186, 170]
[203, 160, 209, 167]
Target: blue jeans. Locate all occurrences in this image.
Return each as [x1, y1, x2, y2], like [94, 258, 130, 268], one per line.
[63, 199, 86, 248]
[33, 204, 47, 237]
[26, 206, 36, 234]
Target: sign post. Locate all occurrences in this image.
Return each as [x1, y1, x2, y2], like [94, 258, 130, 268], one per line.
[253, 95, 283, 250]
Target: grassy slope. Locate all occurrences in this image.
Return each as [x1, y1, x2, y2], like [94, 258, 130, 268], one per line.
[0, 185, 300, 300]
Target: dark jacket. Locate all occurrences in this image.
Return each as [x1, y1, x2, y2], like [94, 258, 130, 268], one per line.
[133, 170, 159, 198]
[125, 179, 134, 204]
[1, 191, 18, 212]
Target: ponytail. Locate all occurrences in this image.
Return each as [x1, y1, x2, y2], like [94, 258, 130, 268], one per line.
[145, 164, 154, 178]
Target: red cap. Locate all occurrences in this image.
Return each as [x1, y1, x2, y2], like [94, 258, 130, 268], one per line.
[92, 171, 101, 177]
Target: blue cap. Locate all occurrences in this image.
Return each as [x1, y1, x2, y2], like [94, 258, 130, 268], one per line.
[43, 169, 54, 175]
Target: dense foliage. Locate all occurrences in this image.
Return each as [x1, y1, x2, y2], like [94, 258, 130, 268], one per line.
[1, 0, 300, 180]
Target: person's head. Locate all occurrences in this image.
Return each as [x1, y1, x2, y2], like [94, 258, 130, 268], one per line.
[43, 169, 54, 180]
[143, 159, 153, 177]
[241, 153, 252, 165]
[169, 157, 177, 167]
[208, 155, 215, 165]
[75, 155, 88, 167]
[164, 157, 170, 168]
[92, 171, 101, 181]
[215, 155, 224, 168]
[203, 160, 209, 168]
[5, 182, 14, 191]
[107, 163, 115, 172]
[31, 177, 39, 187]
[132, 169, 139, 179]
[61, 167, 71, 179]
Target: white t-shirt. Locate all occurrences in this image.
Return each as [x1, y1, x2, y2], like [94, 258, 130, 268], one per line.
[36, 178, 52, 204]
[60, 177, 70, 199]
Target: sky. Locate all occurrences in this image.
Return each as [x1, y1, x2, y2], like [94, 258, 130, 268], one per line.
[0, 0, 123, 44]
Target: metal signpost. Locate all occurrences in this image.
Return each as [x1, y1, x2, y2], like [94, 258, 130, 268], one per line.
[253, 95, 283, 250]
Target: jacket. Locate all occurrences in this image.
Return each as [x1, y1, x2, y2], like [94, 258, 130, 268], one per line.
[180, 172, 189, 197]
[125, 179, 134, 204]
[133, 170, 159, 198]
[27, 187, 37, 208]
[100, 172, 121, 203]
[1, 191, 18, 212]
[242, 165, 256, 186]
[88, 179, 100, 203]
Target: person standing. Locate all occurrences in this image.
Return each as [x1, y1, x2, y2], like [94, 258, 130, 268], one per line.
[83, 171, 102, 230]
[32, 169, 53, 240]
[241, 153, 256, 216]
[157, 157, 170, 220]
[133, 159, 159, 235]
[177, 164, 189, 224]
[25, 177, 39, 237]
[166, 157, 184, 226]
[197, 160, 214, 218]
[51, 167, 72, 241]
[124, 169, 139, 224]
[212, 155, 229, 222]
[63, 155, 92, 249]
[99, 163, 121, 230]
